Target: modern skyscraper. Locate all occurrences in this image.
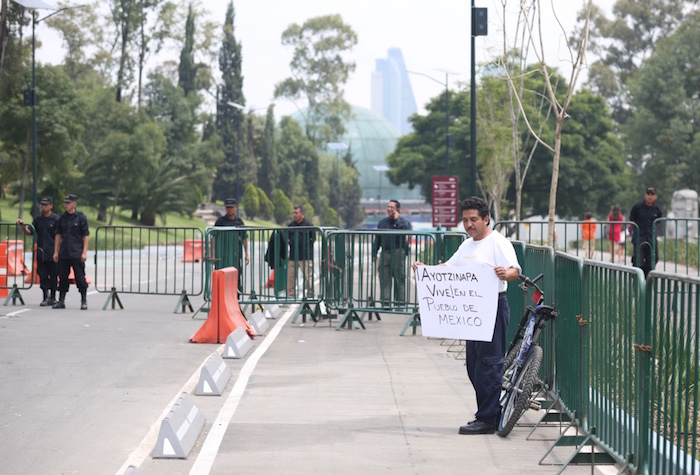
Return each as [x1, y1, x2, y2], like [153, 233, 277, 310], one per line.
[371, 48, 417, 135]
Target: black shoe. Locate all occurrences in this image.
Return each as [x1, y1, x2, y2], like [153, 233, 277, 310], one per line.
[459, 420, 495, 435]
[81, 301, 88, 310]
[52, 300, 66, 309]
[40, 298, 52, 307]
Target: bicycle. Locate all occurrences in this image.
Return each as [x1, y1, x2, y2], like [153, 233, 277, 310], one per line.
[498, 273, 557, 437]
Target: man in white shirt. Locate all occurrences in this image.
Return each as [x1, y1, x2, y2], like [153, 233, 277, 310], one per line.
[414, 196, 521, 434]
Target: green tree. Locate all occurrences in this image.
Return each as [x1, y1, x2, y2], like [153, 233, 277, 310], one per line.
[256, 186, 274, 221]
[258, 104, 278, 196]
[274, 14, 357, 146]
[241, 183, 259, 219]
[271, 188, 293, 224]
[178, 3, 197, 97]
[322, 207, 340, 227]
[626, 12, 700, 198]
[212, 1, 247, 202]
[584, 0, 696, 126]
[276, 116, 318, 206]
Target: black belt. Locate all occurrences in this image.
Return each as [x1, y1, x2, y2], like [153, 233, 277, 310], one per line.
[499, 291, 507, 298]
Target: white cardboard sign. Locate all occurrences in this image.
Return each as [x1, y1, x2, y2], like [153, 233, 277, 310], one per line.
[415, 263, 499, 341]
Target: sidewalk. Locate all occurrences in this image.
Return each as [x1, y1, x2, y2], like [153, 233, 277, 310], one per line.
[137, 307, 614, 475]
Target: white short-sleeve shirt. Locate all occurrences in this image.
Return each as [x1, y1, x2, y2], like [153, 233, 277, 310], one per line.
[444, 230, 521, 293]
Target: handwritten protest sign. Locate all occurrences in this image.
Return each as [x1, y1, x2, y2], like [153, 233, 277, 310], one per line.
[415, 262, 500, 341]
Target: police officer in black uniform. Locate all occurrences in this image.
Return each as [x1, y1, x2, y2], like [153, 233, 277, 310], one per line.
[16, 196, 59, 306]
[213, 198, 249, 296]
[630, 186, 663, 278]
[52, 194, 90, 310]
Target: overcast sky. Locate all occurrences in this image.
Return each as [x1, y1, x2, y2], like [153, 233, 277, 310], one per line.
[34, 0, 603, 120]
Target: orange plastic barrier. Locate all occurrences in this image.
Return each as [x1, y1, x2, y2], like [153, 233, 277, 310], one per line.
[67, 267, 92, 285]
[25, 244, 40, 284]
[0, 251, 7, 298]
[182, 239, 203, 262]
[190, 267, 256, 343]
[266, 270, 275, 288]
[1, 240, 28, 276]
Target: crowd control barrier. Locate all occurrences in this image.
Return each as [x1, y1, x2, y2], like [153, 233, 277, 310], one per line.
[0, 222, 36, 305]
[654, 218, 700, 276]
[323, 230, 465, 332]
[93, 226, 204, 310]
[493, 219, 639, 266]
[202, 226, 330, 320]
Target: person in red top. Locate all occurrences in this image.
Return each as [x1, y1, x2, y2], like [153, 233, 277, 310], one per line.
[580, 212, 597, 259]
[607, 205, 625, 263]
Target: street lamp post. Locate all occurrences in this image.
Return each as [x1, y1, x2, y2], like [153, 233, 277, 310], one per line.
[326, 142, 348, 212]
[14, 0, 82, 218]
[406, 70, 456, 175]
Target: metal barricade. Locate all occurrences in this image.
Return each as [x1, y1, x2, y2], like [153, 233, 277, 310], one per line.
[323, 230, 463, 332]
[655, 218, 700, 276]
[643, 271, 700, 474]
[493, 219, 638, 265]
[0, 222, 36, 305]
[578, 261, 646, 472]
[203, 226, 328, 317]
[521, 244, 556, 388]
[93, 226, 204, 310]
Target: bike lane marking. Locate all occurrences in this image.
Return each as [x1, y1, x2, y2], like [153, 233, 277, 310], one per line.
[189, 306, 295, 475]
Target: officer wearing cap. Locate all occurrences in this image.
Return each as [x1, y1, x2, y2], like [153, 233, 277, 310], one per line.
[16, 196, 59, 306]
[213, 198, 249, 296]
[630, 186, 663, 278]
[52, 194, 90, 310]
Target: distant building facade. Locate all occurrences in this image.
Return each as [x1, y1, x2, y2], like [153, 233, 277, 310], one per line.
[371, 48, 417, 136]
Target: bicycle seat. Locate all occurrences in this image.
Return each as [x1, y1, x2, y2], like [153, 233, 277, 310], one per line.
[535, 304, 557, 320]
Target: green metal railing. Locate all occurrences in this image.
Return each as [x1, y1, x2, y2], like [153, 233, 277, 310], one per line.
[203, 226, 329, 310]
[583, 261, 646, 471]
[655, 218, 700, 276]
[494, 219, 638, 265]
[93, 226, 204, 310]
[645, 271, 700, 475]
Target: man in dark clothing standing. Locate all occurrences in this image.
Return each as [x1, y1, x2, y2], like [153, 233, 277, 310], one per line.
[213, 198, 249, 296]
[16, 196, 59, 306]
[287, 206, 315, 299]
[53, 194, 90, 310]
[630, 186, 663, 278]
[373, 199, 412, 307]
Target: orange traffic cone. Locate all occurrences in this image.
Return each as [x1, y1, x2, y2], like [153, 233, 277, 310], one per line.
[266, 270, 275, 289]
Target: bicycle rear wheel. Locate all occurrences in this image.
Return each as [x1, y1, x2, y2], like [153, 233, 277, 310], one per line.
[498, 345, 543, 437]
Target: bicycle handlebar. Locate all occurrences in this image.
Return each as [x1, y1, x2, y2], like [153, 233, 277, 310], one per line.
[518, 273, 544, 286]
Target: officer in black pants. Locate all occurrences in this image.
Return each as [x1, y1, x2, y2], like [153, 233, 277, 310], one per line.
[53, 194, 90, 310]
[16, 196, 59, 306]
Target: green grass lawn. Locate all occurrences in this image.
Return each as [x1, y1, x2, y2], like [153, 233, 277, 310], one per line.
[1, 197, 279, 250]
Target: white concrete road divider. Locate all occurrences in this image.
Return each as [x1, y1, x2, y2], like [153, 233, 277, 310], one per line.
[123, 465, 142, 474]
[223, 327, 254, 359]
[153, 392, 205, 459]
[195, 352, 232, 396]
[264, 304, 279, 319]
[249, 310, 270, 336]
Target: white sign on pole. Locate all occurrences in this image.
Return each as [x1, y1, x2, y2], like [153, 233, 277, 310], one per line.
[415, 262, 500, 341]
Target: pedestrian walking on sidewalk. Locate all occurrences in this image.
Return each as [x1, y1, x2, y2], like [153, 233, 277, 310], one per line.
[53, 194, 90, 310]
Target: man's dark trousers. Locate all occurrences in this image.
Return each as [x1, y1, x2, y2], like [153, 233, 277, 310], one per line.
[466, 295, 510, 427]
[57, 258, 88, 293]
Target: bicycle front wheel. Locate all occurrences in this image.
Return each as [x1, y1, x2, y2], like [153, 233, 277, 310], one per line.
[498, 345, 543, 437]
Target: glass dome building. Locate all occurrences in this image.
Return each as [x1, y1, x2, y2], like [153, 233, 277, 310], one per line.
[292, 106, 424, 203]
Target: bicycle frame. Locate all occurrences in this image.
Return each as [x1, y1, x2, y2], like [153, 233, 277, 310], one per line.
[499, 273, 556, 437]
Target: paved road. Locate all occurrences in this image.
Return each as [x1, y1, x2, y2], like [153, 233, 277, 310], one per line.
[1, 286, 618, 475]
